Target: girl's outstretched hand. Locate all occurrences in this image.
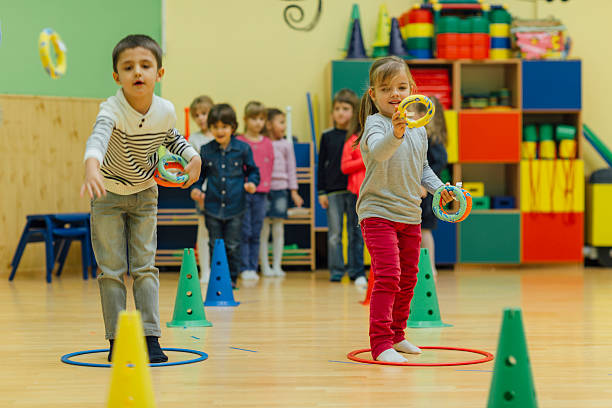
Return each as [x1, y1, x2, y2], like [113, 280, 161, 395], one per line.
[392, 107, 407, 139]
[439, 183, 455, 206]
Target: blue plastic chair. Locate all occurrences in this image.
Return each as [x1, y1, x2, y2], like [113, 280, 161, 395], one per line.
[9, 215, 55, 283]
[9, 213, 96, 283]
[52, 213, 97, 280]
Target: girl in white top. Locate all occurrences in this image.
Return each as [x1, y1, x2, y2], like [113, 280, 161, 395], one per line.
[188, 95, 214, 283]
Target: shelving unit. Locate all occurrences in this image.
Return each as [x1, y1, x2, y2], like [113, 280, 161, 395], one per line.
[331, 58, 584, 265]
[156, 142, 316, 271]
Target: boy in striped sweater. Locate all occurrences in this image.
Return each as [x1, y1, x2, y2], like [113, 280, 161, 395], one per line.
[81, 35, 201, 363]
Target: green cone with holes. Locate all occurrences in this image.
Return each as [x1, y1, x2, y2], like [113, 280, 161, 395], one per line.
[166, 248, 212, 327]
[487, 308, 538, 408]
[406, 248, 452, 328]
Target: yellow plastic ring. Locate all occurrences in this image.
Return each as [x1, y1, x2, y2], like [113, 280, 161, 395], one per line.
[398, 95, 435, 129]
[490, 23, 510, 37]
[407, 23, 434, 38]
[38, 28, 67, 79]
[489, 48, 511, 60]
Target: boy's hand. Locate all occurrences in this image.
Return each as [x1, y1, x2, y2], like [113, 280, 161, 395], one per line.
[439, 183, 455, 206]
[182, 155, 201, 189]
[291, 190, 304, 208]
[392, 107, 407, 139]
[80, 158, 106, 199]
[190, 187, 205, 209]
[244, 182, 257, 194]
[318, 195, 329, 209]
[420, 186, 427, 198]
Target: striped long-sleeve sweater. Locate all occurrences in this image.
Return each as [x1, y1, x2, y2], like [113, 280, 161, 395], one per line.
[83, 89, 198, 195]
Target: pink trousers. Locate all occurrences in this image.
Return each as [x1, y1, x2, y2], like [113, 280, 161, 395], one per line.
[360, 217, 421, 359]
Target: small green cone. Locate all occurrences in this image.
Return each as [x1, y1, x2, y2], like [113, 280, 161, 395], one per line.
[343, 4, 361, 52]
[487, 308, 538, 408]
[167, 248, 212, 328]
[406, 248, 452, 328]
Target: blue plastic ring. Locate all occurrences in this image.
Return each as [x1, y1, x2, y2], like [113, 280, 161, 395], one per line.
[60, 347, 208, 368]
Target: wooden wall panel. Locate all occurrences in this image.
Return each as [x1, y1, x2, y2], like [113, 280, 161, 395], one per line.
[0, 95, 102, 278]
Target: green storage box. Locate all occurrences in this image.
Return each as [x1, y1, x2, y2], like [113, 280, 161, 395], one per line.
[539, 124, 554, 141]
[458, 18, 471, 33]
[459, 213, 520, 263]
[437, 16, 460, 33]
[471, 17, 489, 34]
[472, 196, 491, 210]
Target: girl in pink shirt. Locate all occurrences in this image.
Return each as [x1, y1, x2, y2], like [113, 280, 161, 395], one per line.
[237, 101, 275, 281]
[259, 108, 303, 276]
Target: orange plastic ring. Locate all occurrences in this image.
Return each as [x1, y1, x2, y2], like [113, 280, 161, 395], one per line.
[347, 346, 494, 366]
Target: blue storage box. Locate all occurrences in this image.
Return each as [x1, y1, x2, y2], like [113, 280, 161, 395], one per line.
[522, 60, 581, 110]
[491, 196, 516, 209]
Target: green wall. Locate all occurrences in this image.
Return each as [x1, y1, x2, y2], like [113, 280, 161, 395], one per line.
[0, 0, 162, 98]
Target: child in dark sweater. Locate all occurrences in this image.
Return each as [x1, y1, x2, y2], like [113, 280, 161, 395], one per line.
[317, 89, 366, 285]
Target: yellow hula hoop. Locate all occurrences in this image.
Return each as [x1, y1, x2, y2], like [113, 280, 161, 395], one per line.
[398, 94, 435, 128]
[38, 28, 67, 79]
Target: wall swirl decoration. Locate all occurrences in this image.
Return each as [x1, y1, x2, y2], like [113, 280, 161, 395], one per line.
[282, 0, 322, 32]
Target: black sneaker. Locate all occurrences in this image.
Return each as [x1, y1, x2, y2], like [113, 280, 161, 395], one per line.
[146, 336, 168, 363]
[107, 339, 114, 362]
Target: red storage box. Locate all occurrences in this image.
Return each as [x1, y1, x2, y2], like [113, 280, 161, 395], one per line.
[471, 33, 490, 47]
[471, 45, 489, 60]
[437, 33, 459, 47]
[458, 111, 521, 162]
[458, 33, 471, 46]
[522, 213, 583, 262]
[458, 45, 471, 59]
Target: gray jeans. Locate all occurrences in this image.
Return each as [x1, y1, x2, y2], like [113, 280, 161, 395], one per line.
[90, 186, 160, 339]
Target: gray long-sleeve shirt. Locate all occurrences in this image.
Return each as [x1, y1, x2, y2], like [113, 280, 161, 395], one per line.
[356, 113, 444, 225]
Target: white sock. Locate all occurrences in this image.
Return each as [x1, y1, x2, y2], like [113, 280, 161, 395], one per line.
[259, 219, 273, 276]
[393, 340, 422, 354]
[376, 348, 408, 363]
[271, 220, 285, 275]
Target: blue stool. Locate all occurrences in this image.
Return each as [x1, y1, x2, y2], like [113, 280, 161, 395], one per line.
[9, 215, 55, 283]
[52, 213, 97, 280]
[10, 213, 96, 283]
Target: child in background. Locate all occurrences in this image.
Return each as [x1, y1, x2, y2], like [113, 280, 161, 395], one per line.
[259, 108, 303, 277]
[318, 89, 366, 285]
[415, 96, 448, 279]
[190, 104, 260, 287]
[237, 101, 275, 281]
[188, 95, 214, 283]
[81, 35, 201, 363]
[340, 116, 365, 197]
[355, 56, 453, 363]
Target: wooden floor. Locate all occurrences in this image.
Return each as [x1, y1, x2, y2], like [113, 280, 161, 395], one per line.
[2, 264, 612, 407]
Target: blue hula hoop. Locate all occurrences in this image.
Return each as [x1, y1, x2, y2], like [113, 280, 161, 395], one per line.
[61, 347, 208, 368]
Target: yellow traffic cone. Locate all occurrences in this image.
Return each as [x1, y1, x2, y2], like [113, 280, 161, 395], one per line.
[372, 4, 391, 57]
[107, 311, 156, 408]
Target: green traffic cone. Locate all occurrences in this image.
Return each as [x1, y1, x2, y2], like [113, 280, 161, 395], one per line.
[406, 248, 452, 328]
[343, 4, 361, 52]
[487, 308, 538, 408]
[166, 248, 212, 327]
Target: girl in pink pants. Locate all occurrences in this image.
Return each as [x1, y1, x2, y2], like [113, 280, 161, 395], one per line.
[355, 56, 454, 363]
